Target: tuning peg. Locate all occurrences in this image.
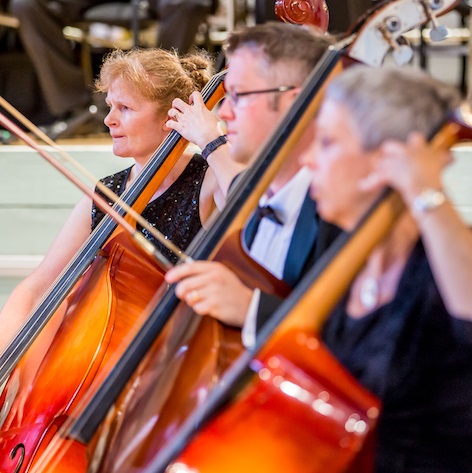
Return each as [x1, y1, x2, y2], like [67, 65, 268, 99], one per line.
[378, 17, 414, 66]
[420, 0, 448, 42]
[429, 23, 448, 41]
[392, 43, 414, 65]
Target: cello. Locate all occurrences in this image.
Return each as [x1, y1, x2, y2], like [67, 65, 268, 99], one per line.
[0, 70, 227, 473]
[26, 0, 458, 469]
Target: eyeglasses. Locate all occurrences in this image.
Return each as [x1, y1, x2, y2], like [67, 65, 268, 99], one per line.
[224, 86, 296, 107]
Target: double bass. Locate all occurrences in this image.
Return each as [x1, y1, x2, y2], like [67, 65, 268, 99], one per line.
[0, 70, 227, 473]
[27, 1, 459, 472]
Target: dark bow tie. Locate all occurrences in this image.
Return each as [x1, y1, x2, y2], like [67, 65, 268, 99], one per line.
[244, 205, 282, 249]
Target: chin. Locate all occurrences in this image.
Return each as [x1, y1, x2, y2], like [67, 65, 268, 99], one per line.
[233, 149, 250, 165]
[318, 204, 342, 228]
[316, 203, 330, 222]
[113, 147, 128, 158]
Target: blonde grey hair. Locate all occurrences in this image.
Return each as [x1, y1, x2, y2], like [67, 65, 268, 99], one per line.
[96, 48, 213, 114]
[324, 65, 461, 150]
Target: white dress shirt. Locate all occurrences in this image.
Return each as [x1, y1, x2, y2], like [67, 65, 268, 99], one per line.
[242, 167, 312, 348]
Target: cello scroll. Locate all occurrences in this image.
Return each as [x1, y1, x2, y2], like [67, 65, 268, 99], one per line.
[275, 0, 329, 32]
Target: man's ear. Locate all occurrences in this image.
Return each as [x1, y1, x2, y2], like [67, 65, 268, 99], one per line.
[289, 86, 301, 98]
[281, 86, 301, 110]
[285, 86, 301, 102]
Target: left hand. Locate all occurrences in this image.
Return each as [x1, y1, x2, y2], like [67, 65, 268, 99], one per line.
[166, 91, 224, 150]
[165, 261, 254, 327]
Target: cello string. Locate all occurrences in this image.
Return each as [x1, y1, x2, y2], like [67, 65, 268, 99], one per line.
[0, 96, 192, 265]
[0, 108, 177, 270]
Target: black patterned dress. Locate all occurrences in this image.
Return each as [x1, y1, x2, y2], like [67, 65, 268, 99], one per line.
[91, 154, 208, 264]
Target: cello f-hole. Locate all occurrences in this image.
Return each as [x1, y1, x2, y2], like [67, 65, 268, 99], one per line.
[10, 443, 25, 473]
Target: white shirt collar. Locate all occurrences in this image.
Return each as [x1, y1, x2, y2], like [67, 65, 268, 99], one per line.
[259, 167, 312, 225]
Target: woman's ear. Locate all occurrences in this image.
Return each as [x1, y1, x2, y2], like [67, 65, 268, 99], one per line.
[162, 115, 173, 132]
[358, 148, 383, 193]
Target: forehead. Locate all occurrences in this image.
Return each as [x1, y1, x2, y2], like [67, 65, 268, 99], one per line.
[106, 78, 152, 107]
[317, 99, 355, 129]
[106, 78, 133, 98]
[224, 47, 273, 89]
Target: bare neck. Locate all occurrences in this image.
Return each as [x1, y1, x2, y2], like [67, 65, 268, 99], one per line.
[267, 152, 301, 196]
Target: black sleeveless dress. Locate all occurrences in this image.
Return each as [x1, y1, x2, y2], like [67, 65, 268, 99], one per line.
[322, 241, 472, 473]
[91, 154, 208, 264]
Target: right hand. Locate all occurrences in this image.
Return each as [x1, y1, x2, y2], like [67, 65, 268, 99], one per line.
[165, 260, 254, 328]
[359, 132, 451, 206]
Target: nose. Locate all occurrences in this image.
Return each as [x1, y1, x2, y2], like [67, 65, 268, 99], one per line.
[218, 96, 234, 121]
[104, 108, 116, 128]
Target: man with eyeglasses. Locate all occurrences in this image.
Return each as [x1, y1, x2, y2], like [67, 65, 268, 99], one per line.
[166, 22, 339, 346]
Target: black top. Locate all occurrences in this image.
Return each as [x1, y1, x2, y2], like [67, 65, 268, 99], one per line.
[91, 155, 208, 264]
[322, 241, 472, 473]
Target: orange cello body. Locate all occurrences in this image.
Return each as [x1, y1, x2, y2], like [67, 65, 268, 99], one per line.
[171, 329, 380, 473]
[0, 230, 166, 473]
[28, 225, 291, 473]
[160, 121, 471, 472]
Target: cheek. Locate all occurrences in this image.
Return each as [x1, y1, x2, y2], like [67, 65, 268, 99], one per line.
[314, 158, 351, 205]
[235, 117, 260, 147]
[135, 119, 157, 141]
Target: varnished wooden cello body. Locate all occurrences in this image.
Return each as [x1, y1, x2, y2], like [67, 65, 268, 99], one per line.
[0, 72, 227, 473]
[0, 231, 167, 472]
[22, 159, 294, 472]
